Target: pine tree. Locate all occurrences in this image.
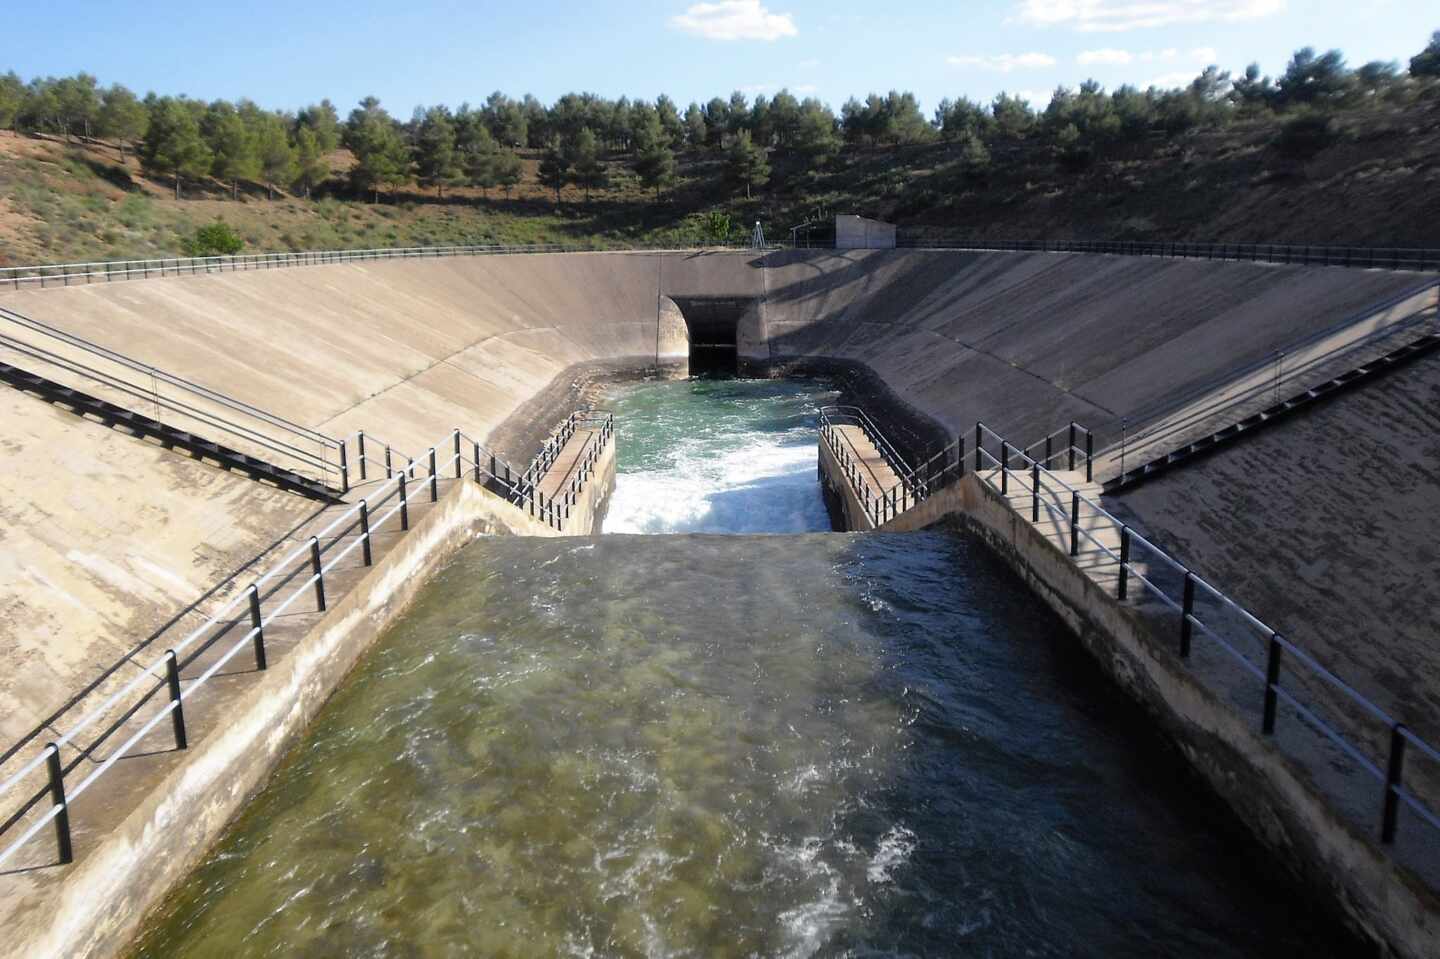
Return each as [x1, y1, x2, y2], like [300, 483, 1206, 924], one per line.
[97, 84, 148, 160]
[345, 97, 411, 202]
[415, 106, 462, 198]
[204, 102, 259, 199]
[634, 143, 676, 201]
[255, 114, 295, 200]
[725, 130, 769, 199]
[537, 139, 571, 205]
[292, 126, 329, 198]
[140, 97, 212, 199]
[461, 120, 500, 196]
[570, 128, 608, 202]
[1410, 31, 1440, 77]
[0, 72, 21, 135]
[492, 149, 523, 198]
[684, 103, 707, 150]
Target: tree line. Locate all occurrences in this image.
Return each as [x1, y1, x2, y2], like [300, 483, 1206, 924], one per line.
[0, 30, 1436, 205]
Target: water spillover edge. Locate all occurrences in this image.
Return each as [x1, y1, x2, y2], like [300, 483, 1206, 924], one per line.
[602, 377, 837, 535]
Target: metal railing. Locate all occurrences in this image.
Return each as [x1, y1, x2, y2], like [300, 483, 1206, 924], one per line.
[818, 406, 922, 526]
[892, 233, 1440, 273]
[0, 242, 783, 292]
[0, 414, 617, 871]
[0, 305, 345, 490]
[966, 420, 1440, 857]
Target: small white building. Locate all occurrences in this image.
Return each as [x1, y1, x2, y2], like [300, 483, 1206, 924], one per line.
[834, 215, 897, 250]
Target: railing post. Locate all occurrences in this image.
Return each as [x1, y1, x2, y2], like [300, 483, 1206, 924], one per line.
[453, 431, 462, 479]
[248, 584, 267, 670]
[1045, 434, 1052, 470]
[1032, 464, 1040, 521]
[309, 537, 326, 612]
[1263, 634, 1283, 734]
[164, 650, 189, 749]
[1180, 572, 1195, 658]
[358, 432, 367, 481]
[1117, 527, 1130, 599]
[1068, 423, 1076, 471]
[384, 445, 393, 479]
[338, 442, 350, 494]
[1000, 442, 1009, 495]
[45, 745, 73, 864]
[1382, 725, 1408, 844]
[428, 448, 438, 502]
[359, 501, 373, 567]
[974, 424, 982, 472]
[1086, 431, 1094, 483]
[958, 437, 966, 478]
[1069, 491, 1079, 556]
[473, 442, 482, 483]
[398, 473, 409, 530]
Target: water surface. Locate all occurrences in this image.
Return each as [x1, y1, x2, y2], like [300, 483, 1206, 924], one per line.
[602, 378, 835, 534]
[133, 533, 1339, 958]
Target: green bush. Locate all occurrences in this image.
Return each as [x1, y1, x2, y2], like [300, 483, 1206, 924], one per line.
[1275, 111, 1337, 160]
[183, 221, 244, 256]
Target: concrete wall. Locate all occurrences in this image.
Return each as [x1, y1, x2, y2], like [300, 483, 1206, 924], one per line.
[935, 473, 1437, 959]
[1113, 349, 1440, 761]
[760, 249, 1435, 447]
[0, 388, 319, 746]
[3, 477, 552, 959]
[835, 215, 896, 250]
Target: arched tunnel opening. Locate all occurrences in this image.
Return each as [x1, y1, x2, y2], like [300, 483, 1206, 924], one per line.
[669, 296, 758, 376]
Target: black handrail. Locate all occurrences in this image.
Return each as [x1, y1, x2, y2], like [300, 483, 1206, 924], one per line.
[892, 234, 1440, 273]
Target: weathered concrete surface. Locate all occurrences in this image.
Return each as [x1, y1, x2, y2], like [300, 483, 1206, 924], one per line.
[1113, 349, 1440, 810]
[761, 249, 1436, 447]
[0, 388, 318, 748]
[1, 477, 559, 959]
[926, 472, 1438, 959]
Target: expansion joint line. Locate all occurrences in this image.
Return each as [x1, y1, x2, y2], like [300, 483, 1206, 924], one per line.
[921, 328, 1119, 418]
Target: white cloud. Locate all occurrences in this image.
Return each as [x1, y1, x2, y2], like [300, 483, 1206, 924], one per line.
[1077, 48, 1132, 64]
[670, 0, 798, 41]
[795, 84, 819, 94]
[1078, 45, 1218, 65]
[1015, 89, 1056, 107]
[1017, 0, 1283, 32]
[1145, 71, 1199, 89]
[946, 52, 1058, 72]
[797, 58, 821, 69]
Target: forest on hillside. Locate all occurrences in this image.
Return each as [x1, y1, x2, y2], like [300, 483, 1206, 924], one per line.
[3, 31, 1438, 209]
[1, 30, 1438, 261]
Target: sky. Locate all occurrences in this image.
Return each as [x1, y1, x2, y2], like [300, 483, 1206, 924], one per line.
[3, 1, 1436, 117]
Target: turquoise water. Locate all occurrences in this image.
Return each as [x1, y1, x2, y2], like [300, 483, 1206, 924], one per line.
[602, 378, 836, 534]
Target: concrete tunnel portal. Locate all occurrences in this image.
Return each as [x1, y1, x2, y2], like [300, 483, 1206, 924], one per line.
[668, 295, 760, 375]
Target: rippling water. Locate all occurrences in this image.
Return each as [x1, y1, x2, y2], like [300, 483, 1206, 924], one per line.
[133, 532, 1340, 958]
[602, 377, 836, 534]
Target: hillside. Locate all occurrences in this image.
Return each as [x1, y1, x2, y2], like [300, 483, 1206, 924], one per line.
[2, 90, 1438, 266]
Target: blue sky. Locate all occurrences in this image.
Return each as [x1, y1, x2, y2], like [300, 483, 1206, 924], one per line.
[4, 1, 1436, 116]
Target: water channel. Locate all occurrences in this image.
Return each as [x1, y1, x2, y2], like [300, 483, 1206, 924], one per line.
[132, 378, 1346, 957]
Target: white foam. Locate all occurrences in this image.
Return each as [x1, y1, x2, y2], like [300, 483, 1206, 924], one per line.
[605, 435, 829, 535]
[865, 825, 916, 885]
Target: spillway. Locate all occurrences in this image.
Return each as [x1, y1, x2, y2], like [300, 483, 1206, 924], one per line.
[128, 381, 1347, 958]
[603, 377, 836, 534]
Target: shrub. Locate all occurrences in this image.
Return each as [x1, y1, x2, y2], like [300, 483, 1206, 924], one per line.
[183, 220, 244, 256]
[1274, 111, 1337, 160]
